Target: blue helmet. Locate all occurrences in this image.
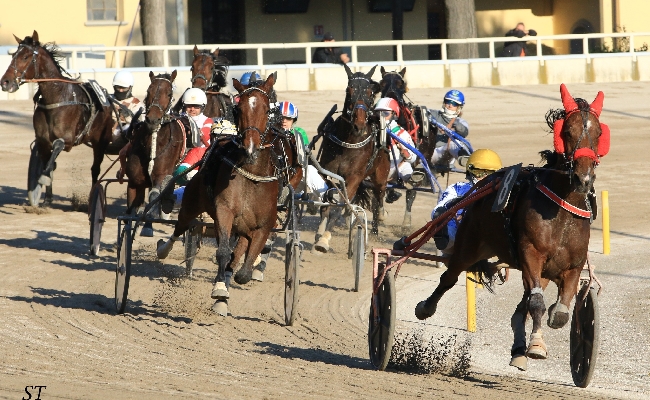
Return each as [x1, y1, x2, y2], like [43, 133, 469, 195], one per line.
[240, 71, 261, 85]
[443, 90, 465, 106]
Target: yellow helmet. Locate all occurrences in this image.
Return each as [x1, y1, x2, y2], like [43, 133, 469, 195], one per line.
[467, 149, 502, 178]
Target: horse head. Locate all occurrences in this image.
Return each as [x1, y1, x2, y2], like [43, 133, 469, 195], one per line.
[1, 30, 53, 93]
[343, 63, 379, 132]
[555, 84, 607, 193]
[144, 70, 177, 131]
[190, 45, 229, 91]
[233, 72, 276, 162]
[379, 66, 407, 105]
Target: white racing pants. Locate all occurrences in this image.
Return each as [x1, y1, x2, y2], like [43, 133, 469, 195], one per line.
[388, 161, 413, 182]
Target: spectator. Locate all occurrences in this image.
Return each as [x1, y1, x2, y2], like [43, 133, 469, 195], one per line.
[312, 32, 350, 65]
[501, 23, 537, 57]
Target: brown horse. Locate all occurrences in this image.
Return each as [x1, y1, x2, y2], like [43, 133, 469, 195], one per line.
[414, 84, 607, 371]
[0, 30, 114, 206]
[156, 73, 302, 316]
[172, 46, 233, 121]
[313, 64, 389, 251]
[125, 71, 186, 222]
[378, 66, 425, 227]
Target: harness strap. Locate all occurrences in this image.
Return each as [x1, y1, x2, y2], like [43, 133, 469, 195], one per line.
[327, 131, 373, 148]
[536, 182, 591, 218]
[222, 157, 278, 182]
[36, 100, 91, 109]
[73, 84, 99, 146]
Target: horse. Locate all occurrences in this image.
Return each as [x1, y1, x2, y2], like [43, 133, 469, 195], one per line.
[156, 73, 302, 316]
[173, 45, 233, 121]
[311, 64, 389, 251]
[125, 71, 187, 224]
[378, 66, 424, 227]
[0, 30, 114, 206]
[414, 84, 608, 372]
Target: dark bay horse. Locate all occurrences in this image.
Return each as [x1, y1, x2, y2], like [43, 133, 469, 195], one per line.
[173, 45, 233, 121]
[414, 84, 608, 372]
[0, 31, 113, 205]
[157, 73, 302, 316]
[125, 71, 186, 218]
[313, 64, 389, 251]
[378, 66, 422, 227]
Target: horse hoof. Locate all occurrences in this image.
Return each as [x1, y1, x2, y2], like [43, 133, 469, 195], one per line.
[234, 268, 252, 285]
[211, 281, 229, 299]
[415, 300, 436, 320]
[252, 269, 264, 282]
[547, 303, 570, 329]
[509, 354, 528, 371]
[140, 225, 154, 237]
[38, 174, 51, 186]
[156, 239, 173, 259]
[526, 332, 548, 359]
[211, 300, 229, 316]
[313, 231, 331, 253]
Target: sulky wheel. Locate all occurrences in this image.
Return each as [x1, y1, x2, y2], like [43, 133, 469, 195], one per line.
[351, 223, 365, 292]
[284, 238, 300, 326]
[88, 184, 106, 256]
[184, 226, 202, 278]
[115, 221, 133, 314]
[570, 284, 600, 388]
[27, 145, 45, 207]
[368, 264, 396, 370]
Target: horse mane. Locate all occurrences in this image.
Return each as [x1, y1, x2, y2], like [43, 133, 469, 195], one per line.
[21, 36, 70, 77]
[544, 97, 589, 132]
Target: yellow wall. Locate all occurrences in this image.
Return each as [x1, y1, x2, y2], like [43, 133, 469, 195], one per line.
[0, 0, 185, 67]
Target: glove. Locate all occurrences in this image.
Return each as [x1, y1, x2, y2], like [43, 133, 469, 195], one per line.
[528, 29, 537, 36]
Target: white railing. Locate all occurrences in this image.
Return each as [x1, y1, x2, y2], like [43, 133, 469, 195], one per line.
[47, 31, 650, 73]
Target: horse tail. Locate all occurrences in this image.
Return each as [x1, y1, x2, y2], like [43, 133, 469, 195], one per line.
[467, 259, 506, 294]
[351, 180, 373, 210]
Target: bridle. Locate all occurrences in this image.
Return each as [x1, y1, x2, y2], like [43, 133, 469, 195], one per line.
[380, 72, 406, 105]
[344, 76, 375, 122]
[191, 52, 228, 92]
[9, 43, 39, 85]
[235, 86, 274, 149]
[145, 77, 175, 117]
[561, 107, 600, 182]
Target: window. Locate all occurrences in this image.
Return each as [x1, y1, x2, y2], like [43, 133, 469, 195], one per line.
[87, 0, 117, 21]
[263, 0, 309, 14]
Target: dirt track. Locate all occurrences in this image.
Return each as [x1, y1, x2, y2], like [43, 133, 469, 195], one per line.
[1, 81, 649, 399]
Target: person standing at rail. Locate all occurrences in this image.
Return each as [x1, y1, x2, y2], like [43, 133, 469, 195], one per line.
[501, 23, 537, 57]
[428, 89, 471, 169]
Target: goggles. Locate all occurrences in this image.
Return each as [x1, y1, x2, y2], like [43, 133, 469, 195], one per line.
[444, 99, 461, 106]
[380, 110, 393, 117]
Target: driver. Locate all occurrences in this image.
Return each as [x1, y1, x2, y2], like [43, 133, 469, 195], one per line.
[428, 90, 470, 168]
[374, 97, 417, 204]
[111, 70, 145, 183]
[431, 149, 502, 254]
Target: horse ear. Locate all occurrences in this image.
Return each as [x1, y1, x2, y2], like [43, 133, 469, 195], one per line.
[560, 83, 578, 113]
[365, 65, 377, 80]
[380, 66, 386, 77]
[262, 72, 276, 92]
[193, 45, 199, 56]
[590, 91, 605, 117]
[343, 63, 353, 79]
[213, 48, 220, 57]
[13, 34, 22, 44]
[233, 78, 244, 93]
[399, 67, 406, 78]
[149, 71, 155, 82]
[371, 80, 381, 95]
[171, 70, 177, 81]
[32, 30, 39, 44]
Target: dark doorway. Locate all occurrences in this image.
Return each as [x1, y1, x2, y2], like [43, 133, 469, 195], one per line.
[427, 1, 446, 60]
[570, 23, 597, 55]
[201, 0, 245, 64]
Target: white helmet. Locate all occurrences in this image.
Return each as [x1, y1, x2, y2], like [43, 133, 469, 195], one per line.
[182, 88, 207, 106]
[112, 71, 134, 87]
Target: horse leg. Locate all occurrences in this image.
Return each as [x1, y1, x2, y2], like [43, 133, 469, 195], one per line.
[253, 233, 277, 282]
[211, 211, 235, 299]
[547, 267, 581, 329]
[156, 197, 203, 260]
[38, 138, 64, 187]
[415, 258, 472, 320]
[522, 264, 548, 360]
[314, 205, 332, 253]
[371, 186, 386, 235]
[234, 229, 269, 285]
[403, 189, 417, 227]
[509, 291, 530, 371]
[90, 141, 107, 185]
